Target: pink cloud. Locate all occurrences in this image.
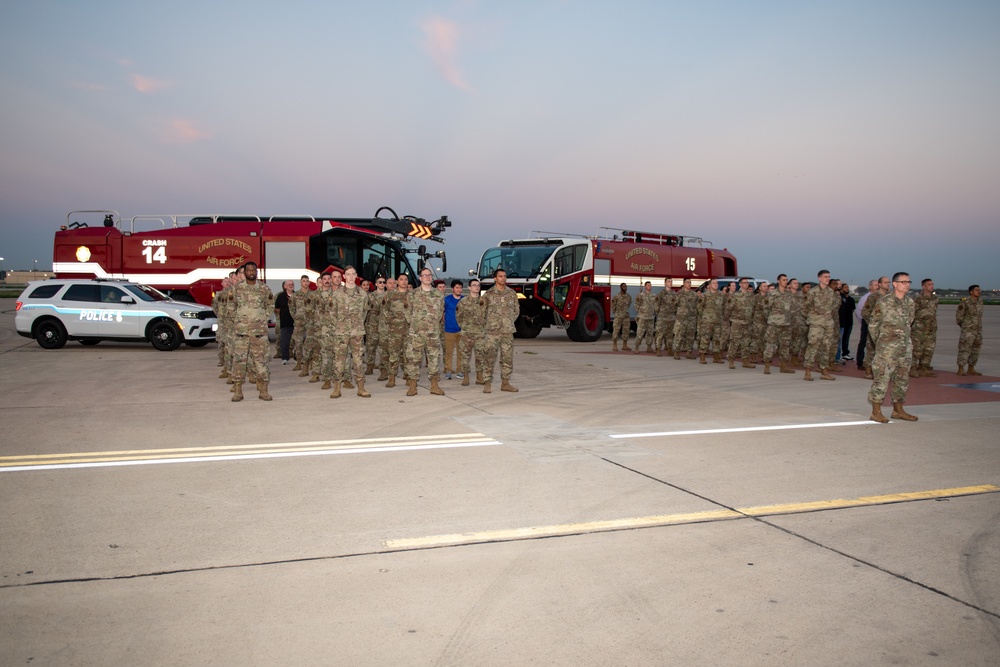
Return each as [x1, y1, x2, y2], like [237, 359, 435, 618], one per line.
[421, 17, 472, 92]
[162, 118, 211, 143]
[130, 73, 170, 93]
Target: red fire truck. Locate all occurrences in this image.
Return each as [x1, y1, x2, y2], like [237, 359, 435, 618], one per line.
[53, 207, 451, 305]
[474, 229, 738, 342]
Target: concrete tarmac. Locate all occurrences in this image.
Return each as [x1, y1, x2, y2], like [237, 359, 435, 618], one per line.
[1, 299, 998, 666]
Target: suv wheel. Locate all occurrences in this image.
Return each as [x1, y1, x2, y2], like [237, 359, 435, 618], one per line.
[149, 321, 182, 351]
[35, 319, 68, 349]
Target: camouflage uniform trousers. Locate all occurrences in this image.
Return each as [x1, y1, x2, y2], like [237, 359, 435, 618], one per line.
[334, 335, 366, 382]
[719, 320, 732, 355]
[763, 324, 792, 363]
[698, 319, 723, 355]
[634, 318, 655, 350]
[804, 321, 836, 369]
[231, 333, 270, 384]
[301, 327, 319, 369]
[319, 331, 338, 382]
[384, 332, 407, 378]
[291, 323, 306, 361]
[482, 333, 514, 383]
[958, 327, 982, 367]
[612, 316, 630, 344]
[459, 333, 484, 378]
[654, 318, 675, 352]
[672, 318, 697, 354]
[727, 322, 752, 361]
[749, 319, 767, 357]
[868, 343, 911, 404]
[790, 321, 807, 359]
[911, 329, 936, 366]
[364, 321, 381, 369]
[404, 332, 442, 381]
[826, 318, 840, 366]
[864, 331, 876, 369]
[217, 335, 227, 366]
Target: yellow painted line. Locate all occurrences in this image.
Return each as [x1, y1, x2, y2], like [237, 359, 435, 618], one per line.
[382, 485, 1000, 549]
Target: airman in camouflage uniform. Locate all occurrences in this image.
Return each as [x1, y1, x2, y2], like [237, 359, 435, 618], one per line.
[762, 274, 795, 374]
[718, 284, 733, 356]
[956, 284, 984, 376]
[229, 262, 274, 401]
[749, 282, 770, 364]
[213, 274, 233, 375]
[375, 277, 396, 381]
[803, 270, 840, 381]
[788, 279, 806, 366]
[697, 278, 725, 363]
[868, 272, 918, 423]
[403, 268, 445, 396]
[457, 278, 486, 386]
[654, 279, 677, 357]
[481, 268, 520, 393]
[910, 278, 939, 377]
[383, 275, 411, 388]
[298, 276, 322, 378]
[634, 281, 656, 354]
[611, 283, 632, 351]
[289, 275, 311, 371]
[364, 276, 387, 376]
[726, 278, 756, 369]
[673, 278, 699, 359]
[825, 278, 844, 371]
[312, 273, 338, 388]
[329, 266, 370, 398]
[217, 270, 242, 386]
[861, 275, 890, 378]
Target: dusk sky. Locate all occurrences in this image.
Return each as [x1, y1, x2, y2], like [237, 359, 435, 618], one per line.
[2, 1, 998, 288]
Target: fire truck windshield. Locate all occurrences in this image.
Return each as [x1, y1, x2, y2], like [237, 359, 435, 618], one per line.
[479, 245, 556, 280]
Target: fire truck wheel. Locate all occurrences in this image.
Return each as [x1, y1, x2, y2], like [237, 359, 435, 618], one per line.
[567, 298, 605, 343]
[514, 317, 542, 339]
[34, 318, 67, 350]
[149, 320, 183, 351]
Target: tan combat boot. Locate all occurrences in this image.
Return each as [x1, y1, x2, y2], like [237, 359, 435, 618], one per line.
[293, 360, 302, 371]
[501, 380, 519, 392]
[461, 372, 470, 387]
[622, 339, 631, 351]
[612, 340, 619, 352]
[322, 379, 332, 390]
[656, 348, 662, 357]
[343, 378, 354, 389]
[968, 365, 982, 376]
[780, 361, 795, 374]
[713, 352, 723, 364]
[476, 371, 485, 385]
[257, 381, 272, 401]
[891, 402, 918, 421]
[365, 363, 374, 375]
[820, 367, 836, 381]
[920, 364, 937, 377]
[219, 368, 229, 379]
[309, 374, 320, 383]
[804, 367, 814, 381]
[406, 379, 418, 396]
[430, 376, 445, 396]
[728, 358, 736, 369]
[763, 361, 771, 375]
[356, 378, 370, 398]
[699, 352, 707, 364]
[864, 366, 873, 379]
[957, 365, 967, 376]
[329, 381, 341, 399]
[870, 400, 888, 423]
[377, 366, 389, 382]
[909, 366, 920, 378]
[231, 383, 244, 402]
[673, 352, 682, 360]
[742, 359, 756, 369]
[483, 381, 492, 393]
[298, 362, 310, 377]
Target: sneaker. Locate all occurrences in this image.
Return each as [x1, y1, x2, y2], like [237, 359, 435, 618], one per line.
[842, 354, 854, 361]
[281, 359, 289, 365]
[456, 372, 465, 379]
[444, 372, 452, 380]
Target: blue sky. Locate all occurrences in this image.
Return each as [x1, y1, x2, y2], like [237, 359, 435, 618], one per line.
[2, 1, 998, 288]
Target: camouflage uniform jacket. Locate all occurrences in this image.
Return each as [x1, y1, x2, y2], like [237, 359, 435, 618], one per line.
[334, 287, 369, 337]
[869, 292, 915, 351]
[405, 288, 444, 336]
[728, 289, 755, 324]
[655, 289, 678, 319]
[611, 292, 631, 319]
[482, 286, 519, 335]
[804, 286, 840, 326]
[366, 290, 384, 329]
[766, 288, 793, 326]
[911, 292, 939, 334]
[675, 289, 699, 319]
[861, 291, 882, 323]
[231, 280, 273, 336]
[314, 289, 337, 337]
[634, 291, 656, 321]
[384, 290, 410, 338]
[456, 294, 486, 335]
[956, 296, 983, 330]
[698, 291, 724, 324]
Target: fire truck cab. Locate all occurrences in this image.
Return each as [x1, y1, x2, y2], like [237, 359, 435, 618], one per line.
[474, 229, 737, 342]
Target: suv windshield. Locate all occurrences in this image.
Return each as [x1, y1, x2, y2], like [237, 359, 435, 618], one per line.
[123, 284, 170, 302]
[479, 245, 557, 280]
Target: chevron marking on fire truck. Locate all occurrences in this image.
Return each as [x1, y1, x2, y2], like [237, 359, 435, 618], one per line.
[409, 223, 433, 239]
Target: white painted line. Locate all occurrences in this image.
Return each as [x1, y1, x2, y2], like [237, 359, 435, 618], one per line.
[609, 420, 873, 439]
[0, 440, 500, 473]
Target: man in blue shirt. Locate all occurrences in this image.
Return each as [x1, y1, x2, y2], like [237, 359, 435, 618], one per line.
[443, 279, 464, 380]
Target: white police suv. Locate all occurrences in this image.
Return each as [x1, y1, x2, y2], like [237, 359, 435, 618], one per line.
[15, 279, 218, 351]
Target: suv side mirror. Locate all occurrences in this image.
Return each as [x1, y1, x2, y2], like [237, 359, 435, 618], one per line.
[121, 296, 135, 304]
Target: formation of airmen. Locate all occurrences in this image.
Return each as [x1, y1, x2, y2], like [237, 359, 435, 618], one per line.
[213, 264, 521, 402]
[611, 273, 986, 424]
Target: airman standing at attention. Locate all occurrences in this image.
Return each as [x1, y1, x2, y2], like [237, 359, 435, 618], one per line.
[749, 282, 770, 365]
[375, 277, 396, 381]
[481, 268, 520, 393]
[213, 274, 233, 376]
[313, 272, 337, 388]
[330, 266, 370, 398]
[673, 278, 699, 360]
[861, 275, 890, 379]
[788, 278, 806, 366]
[383, 274, 411, 388]
[868, 272, 917, 423]
[289, 275, 311, 371]
[634, 281, 656, 354]
[229, 262, 274, 402]
[803, 270, 840, 381]
[726, 278, 755, 369]
[654, 278, 677, 357]
[956, 284, 984, 376]
[910, 278, 939, 377]
[403, 268, 445, 396]
[457, 278, 486, 385]
[298, 274, 322, 379]
[697, 278, 725, 364]
[365, 276, 387, 376]
[611, 283, 632, 351]
[762, 274, 795, 374]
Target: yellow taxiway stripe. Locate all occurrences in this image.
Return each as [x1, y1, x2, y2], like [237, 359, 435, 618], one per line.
[0, 433, 499, 472]
[382, 485, 1000, 549]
